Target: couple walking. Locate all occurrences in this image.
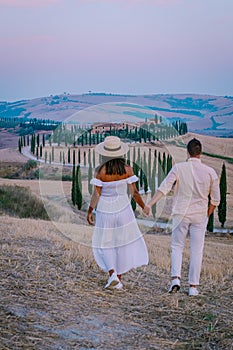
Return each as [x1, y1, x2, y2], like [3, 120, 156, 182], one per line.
[87, 136, 220, 295]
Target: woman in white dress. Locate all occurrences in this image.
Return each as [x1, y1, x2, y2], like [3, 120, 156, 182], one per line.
[87, 136, 149, 290]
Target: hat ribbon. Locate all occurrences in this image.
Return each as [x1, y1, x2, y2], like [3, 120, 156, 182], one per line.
[104, 145, 121, 152]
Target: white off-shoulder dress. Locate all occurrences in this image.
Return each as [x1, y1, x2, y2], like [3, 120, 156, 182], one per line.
[90, 175, 149, 275]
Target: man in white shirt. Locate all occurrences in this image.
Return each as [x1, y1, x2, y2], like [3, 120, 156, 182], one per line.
[144, 138, 220, 296]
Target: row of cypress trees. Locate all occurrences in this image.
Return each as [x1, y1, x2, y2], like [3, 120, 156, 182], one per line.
[20, 116, 188, 153]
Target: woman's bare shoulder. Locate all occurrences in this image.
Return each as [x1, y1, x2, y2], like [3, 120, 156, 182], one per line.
[94, 165, 104, 179]
[125, 165, 134, 177]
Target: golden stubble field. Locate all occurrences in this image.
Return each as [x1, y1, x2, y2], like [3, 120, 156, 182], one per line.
[0, 215, 232, 349]
[0, 133, 233, 349]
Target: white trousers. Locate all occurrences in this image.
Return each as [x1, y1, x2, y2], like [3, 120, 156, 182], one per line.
[171, 215, 208, 285]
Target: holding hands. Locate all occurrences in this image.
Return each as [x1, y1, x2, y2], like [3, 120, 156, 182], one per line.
[143, 204, 151, 217]
[142, 190, 164, 217]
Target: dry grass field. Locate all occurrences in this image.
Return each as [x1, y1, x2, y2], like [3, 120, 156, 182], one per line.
[0, 132, 233, 349]
[0, 215, 232, 350]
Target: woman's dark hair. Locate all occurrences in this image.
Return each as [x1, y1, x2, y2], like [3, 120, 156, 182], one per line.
[98, 157, 126, 176]
[187, 138, 202, 156]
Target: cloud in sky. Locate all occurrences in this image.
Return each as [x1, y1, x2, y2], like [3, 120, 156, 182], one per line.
[0, 0, 58, 7]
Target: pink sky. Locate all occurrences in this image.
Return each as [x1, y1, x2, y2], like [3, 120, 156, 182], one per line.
[0, 0, 233, 101]
[0, 0, 58, 6]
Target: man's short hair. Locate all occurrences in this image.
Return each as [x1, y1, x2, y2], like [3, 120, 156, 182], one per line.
[187, 138, 202, 156]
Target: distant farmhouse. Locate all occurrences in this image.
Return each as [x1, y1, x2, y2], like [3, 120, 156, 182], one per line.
[91, 115, 162, 135]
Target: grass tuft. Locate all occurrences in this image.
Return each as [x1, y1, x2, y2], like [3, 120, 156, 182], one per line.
[0, 185, 49, 220]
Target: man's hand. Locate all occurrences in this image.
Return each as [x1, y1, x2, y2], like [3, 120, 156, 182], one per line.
[143, 205, 151, 217]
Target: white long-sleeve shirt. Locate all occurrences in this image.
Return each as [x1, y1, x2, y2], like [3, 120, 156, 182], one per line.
[158, 158, 220, 219]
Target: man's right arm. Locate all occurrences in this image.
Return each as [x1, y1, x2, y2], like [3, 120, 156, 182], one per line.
[208, 171, 220, 216]
[143, 166, 177, 215]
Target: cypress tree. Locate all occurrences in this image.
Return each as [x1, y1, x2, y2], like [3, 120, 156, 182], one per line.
[64, 132, 68, 147]
[162, 152, 166, 176]
[148, 148, 152, 185]
[134, 126, 138, 141]
[218, 163, 227, 228]
[207, 194, 214, 232]
[207, 212, 214, 233]
[40, 144, 43, 158]
[31, 134, 35, 154]
[143, 172, 148, 194]
[133, 146, 136, 166]
[93, 149, 96, 168]
[131, 197, 136, 211]
[158, 152, 162, 187]
[75, 165, 82, 209]
[37, 134, 40, 147]
[78, 148, 81, 164]
[131, 161, 139, 211]
[49, 133, 52, 147]
[140, 160, 143, 188]
[42, 133, 45, 147]
[127, 149, 130, 166]
[166, 154, 170, 175]
[151, 157, 157, 217]
[89, 131, 92, 146]
[137, 147, 141, 168]
[67, 148, 71, 164]
[143, 151, 147, 180]
[88, 162, 93, 195]
[45, 150, 48, 164]
[33, 134, 36, 154]
[18, 138, 22, 153]
[58, 129, 61, 146]
[167, 154, 173, 174]
[71, 163, 76, 205]
[84, 151, 86, 167]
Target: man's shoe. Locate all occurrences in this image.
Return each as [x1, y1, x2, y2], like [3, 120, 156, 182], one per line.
[189, 287, 199, 296]
[104, 272, 120, 289]
[168, 278, 180, 293]
[113, 281, 123, 290]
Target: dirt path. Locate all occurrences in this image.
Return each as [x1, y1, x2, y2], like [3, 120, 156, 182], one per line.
[0, 216, 232, 350]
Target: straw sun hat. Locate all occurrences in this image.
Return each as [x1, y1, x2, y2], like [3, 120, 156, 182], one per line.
[95, 136, 129, 158]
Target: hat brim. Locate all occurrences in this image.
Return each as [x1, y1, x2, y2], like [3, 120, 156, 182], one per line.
[95, 141, 129, 157]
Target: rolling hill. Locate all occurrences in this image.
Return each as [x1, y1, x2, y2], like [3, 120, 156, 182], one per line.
[0, 93, 233, 137]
